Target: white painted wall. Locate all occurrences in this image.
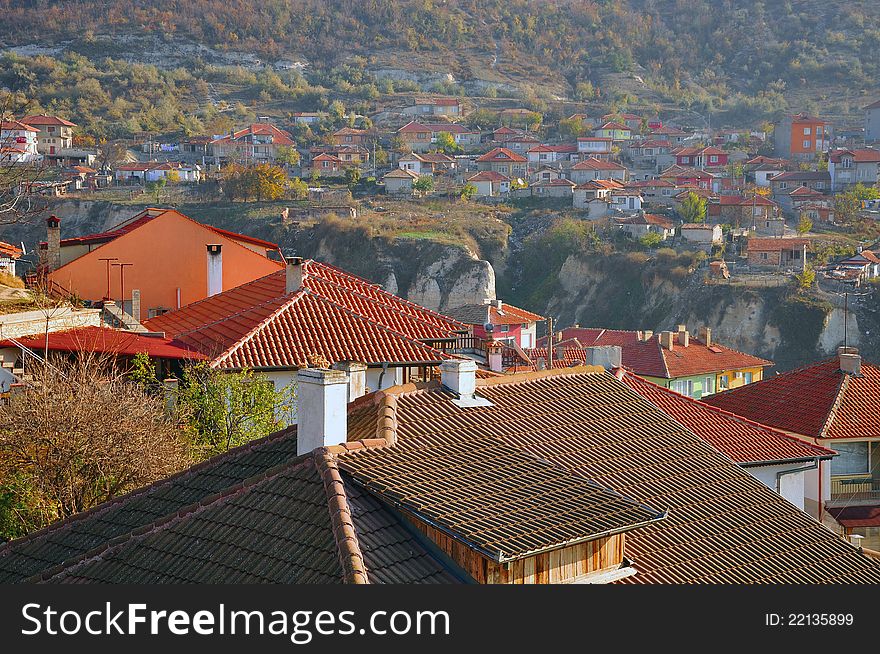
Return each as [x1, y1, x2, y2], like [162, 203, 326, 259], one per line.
[747, 463, 811, 511]
[366, 366, 403, 393]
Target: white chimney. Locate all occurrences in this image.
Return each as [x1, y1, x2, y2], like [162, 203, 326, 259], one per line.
[131, 289, 141, 322]
[286, 256, 304, 294]
[206, 244, 222, 297]
[642, 330, 653, 341]
[296, 368, 349, 456]
[839, 352, 862, 377]
[659, 331, 675, 351]
[487, 342, 504, 373]
[440, 359, 492, 407]
[585, 345, 622, 370]
[334, 361, 368, 401]
[677, 325, 689, 347]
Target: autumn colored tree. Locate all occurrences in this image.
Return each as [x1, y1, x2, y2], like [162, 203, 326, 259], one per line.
[680, 192, 707, 223]
[433, 131, 461, 154]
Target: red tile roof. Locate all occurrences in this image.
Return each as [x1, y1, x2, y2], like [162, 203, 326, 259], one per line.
[21, 114, 77, 127]
[571, 157, 626, 171]
[0, 120, 38, 132]
[828, 148, 880, 163]
[476, 147, 528, 163]
[705, 357, 880, 440]
[538, 328, 771, 379]
[0, 326, 206, 360]
[211, 123, 294, 147]
[717, 194, 777, 206]
[0, 240, 22, 258]
[445, 301, 544, 326]
[597, 121, 630, 131]
[616, 370, 835, 465]
[52, 208, 281, 251]
[144, 260, 466, 369]
[747, 237, 811, 252]
[467, 170, 510, 182]
[826, 505, 880, 528]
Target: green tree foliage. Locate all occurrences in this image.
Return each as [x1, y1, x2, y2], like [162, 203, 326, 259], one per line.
[289, 176, 309, 200]
[460, 182, 477, 200]
[178, 362, 296, 459]
[795, 266, 816, 290]
[796, 214, 813, 235]
[221, 163, 288, 201]
[146, 177, 166, 203]
[639, 232, 663, 248]
[557, 117, 587, 139]
[680, 192, 707, 223]
[834, 183, 880, 224]
[433, 131, 461, 154]
[275, 145, 301, 167]
[413, 176, 434, 195]
[344, 167, 361, 189]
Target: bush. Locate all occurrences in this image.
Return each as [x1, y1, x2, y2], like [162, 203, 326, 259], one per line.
[0, 271, 24, 288]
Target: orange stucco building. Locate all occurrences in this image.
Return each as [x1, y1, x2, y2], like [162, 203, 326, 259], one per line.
[42, 208, 284, 320]
[774, 113, 831, 161]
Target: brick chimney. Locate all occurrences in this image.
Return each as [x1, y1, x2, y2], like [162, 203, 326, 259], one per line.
[677, 324, 689, 347]
[286, 256, 304, 294]
[296, 368, 349, 456]
[659, 331, 675, 351]
[838, 347, 861, 376]
[45, 215, 61, 271]
[334, 361, 368, 401]
[440, 359, 491, 407]
[699, 326, 712, 348]
[206, 244, 222, 297]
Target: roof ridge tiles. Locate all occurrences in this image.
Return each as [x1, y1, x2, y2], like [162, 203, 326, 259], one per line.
[313, 449, 369, 584]
[0, 425, 297, 557]
[818, 371, 851, 440]
[26, 456, 314, 583]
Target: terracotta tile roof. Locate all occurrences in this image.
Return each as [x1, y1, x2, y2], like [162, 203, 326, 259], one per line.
[826, 505, 880, 529]
[0, 120, 39, 132]
[616, 213, 674, 227]
[54, 208, 280, 251]
[343, 369, 880, 582]
[705, 357, 880, 440]
[0, 327, 207, 360]
[384, 168, 420, 179]
[769, 171, 830, 182]
[571, 157, 626, 171]
[597, 121, 630, 131]
[787, 186, 826, 197]
[747, 237, 811, 252]
[616, 371, 835, 465]
[577, 137, 613, 143]
[534, 178, 577, 187]
[21, 114, 77, 127]
[445, 301, 545, 326]
[467, 170, 510, 182]
[659, 164, 715, 179]
[145, 260, 466, 369]
[476, 147, 528, 163]
[211, 123, 294, 147]
[0, 430, 464, 584]
[828, 148, 880, 163]
[0, 240, 22, 258]
[538, 328, 771, 379]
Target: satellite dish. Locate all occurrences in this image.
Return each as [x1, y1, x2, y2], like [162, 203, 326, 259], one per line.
[484, 322, 495, 333]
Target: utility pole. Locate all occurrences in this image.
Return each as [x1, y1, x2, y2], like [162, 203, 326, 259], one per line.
[546, 316, 554, 370]
[98, 257, 118, 299]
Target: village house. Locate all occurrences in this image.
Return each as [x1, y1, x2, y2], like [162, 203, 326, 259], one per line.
[707, 194, 779, 227]
[744, 155, 788, 186]
[659, 164, 717, 190]
[397, 121, 479, 152]
[530, 177, 576, 198]
[602, 112, 643, 132]
[573, 179, 625, 216]
[526, 144, 577, 165]
[529, 164, 563, 184]
[310, 144, 369, 166]
[492, 128, 541, 154]
[310, 152, 343, 177]
[331, 127, 372, 146]
[827, 148, 880, 192]
[614, 212, 676, 240]
[178, 135, 213, 159]
[568, 157, 627, 184]
[466, 170, 510, 197]
[617, 369, 835, 513]
[768, 170, 831, 198]
[475, 147, 528, 179]
[40, 209, 284, 320]
[828, 248, 880, 284]
[774, 113, 831, 161]
[866, 99, 880, 144]
[746, 237, 810, 270]
[145, 257, 467, 400]
[7, 358, 877, 584]
[0, 120, 41, 164]
[291, 112, 326, 125]
[576, 136, 614, 160]
[594, 121, 632, 142]
[672, 145, 728, 168]
[398, 152, 456, 176]
[626, 139, 674, 171]
[706, 349, 880, 547]
[114, 161, 201, 184]
[0, 240, 22, 277]
[21, 114, 76, 156]
[609, 188, 643, 213]
[403, 97, 462, 117]
[381, 168, 421, 195]
[776, 184, 832, 217]
[537, 325, 770, 399]
[209, 123, 296, 164]
[680, 222, 723, 249]
[650, 125, 691, 145]
[446, 298, 544, 350]
[625, 178, 677, 203]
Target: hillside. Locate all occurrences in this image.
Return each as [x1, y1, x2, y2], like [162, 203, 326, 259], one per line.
[1, 0, 879, 134]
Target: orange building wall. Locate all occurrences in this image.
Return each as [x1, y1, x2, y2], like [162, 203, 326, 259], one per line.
[789, 120, 826, 156]
[49, 211, 283, 317]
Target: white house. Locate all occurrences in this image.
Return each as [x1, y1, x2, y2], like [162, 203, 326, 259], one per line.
[681, 223, 723, 247]
[467, 171, 510, 197]
[569, 158, 628, 185]
[383, 168, 420, 194]
[0, 120, 41, 164]
[609, 190, 642, 213]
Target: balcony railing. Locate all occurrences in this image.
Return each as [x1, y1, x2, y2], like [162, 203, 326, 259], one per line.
[828, 477, 880, 506]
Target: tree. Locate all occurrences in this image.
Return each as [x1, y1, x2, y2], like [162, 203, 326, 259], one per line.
[460, 183, 477, 201]
[433, 131, 460, 154]
[252, 163, 287, 201]
[146, 177, 166, 203]
[557, 117, 586, 139]
[834, 183, 880, 224]
[413, 176, 434, 196]
[276, 145, 301, 167]
[389, 135, 409, 155]
[639, 232, 663, 248]
[221, 163, 287, 201]
[289, 176, 308, 200]
[0, 355, 190, 538]
[178, 362, 295, 459]
[795, 266, 816, 290]
[796, 214, 813, 235]
[680, 192, 707, 223]
[344, 167, 361, 189]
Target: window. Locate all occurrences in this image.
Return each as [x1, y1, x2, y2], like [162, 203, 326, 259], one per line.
[831, 442, 870, 476]
[718, 375, 729, 390]
[498, 324, 510, 333]
[779, 182, 787, 189]
[709, 155, 718, 163]
[703, 377, 714, 395]
[48, 126, 55, 133]
[803, 140, 811, 148]
[743, 371, 753, 384]
[760, 252, 769, 260]
[670, 380, 694, 397]
[803, 127, 811, 135]
[682, 157, 690, 164]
